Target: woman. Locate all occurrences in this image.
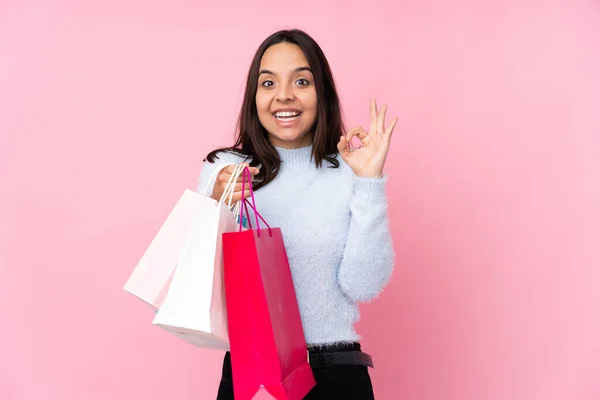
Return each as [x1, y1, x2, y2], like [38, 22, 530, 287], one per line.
[197, 29, 397, 400]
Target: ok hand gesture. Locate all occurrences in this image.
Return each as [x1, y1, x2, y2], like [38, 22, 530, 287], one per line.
[337, 98, 398, 178]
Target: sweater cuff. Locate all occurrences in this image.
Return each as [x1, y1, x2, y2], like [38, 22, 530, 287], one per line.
[352, 174, 388, 205]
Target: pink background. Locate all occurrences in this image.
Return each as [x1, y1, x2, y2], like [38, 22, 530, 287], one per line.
[1, 1, 599, 399]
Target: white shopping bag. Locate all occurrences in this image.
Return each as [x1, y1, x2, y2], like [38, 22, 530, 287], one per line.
[151, 164, 246, 350]
[123, 162, 239, 310]
[123, 189, 206, 310]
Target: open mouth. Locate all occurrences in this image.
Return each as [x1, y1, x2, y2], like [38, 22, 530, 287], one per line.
[273, 111, 302, 122]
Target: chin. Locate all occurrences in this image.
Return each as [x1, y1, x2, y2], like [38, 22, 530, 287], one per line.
[269, 129, 311, 147]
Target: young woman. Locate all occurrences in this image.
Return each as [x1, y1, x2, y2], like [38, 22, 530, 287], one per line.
[197, 29, 397, 400]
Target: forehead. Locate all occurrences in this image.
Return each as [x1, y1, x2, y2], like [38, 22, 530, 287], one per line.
[260, 42, 310, 71]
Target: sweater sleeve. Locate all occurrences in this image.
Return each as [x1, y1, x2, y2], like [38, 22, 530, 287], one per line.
[337, 175, 395, 303]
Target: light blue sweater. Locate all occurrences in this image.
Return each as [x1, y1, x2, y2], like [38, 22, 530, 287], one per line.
[197, 145, 394, 346]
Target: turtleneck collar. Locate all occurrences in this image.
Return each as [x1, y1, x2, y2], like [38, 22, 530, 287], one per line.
[275, 144, 313, 167]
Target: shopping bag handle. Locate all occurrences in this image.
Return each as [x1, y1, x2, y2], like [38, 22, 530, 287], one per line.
[219, 163, 246, 208]
[240, 167, 272, 237]
[201, 162, 241, 209]
[242, 199, 271, 234]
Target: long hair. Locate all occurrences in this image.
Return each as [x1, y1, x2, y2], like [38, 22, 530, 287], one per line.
[204, 29, 344, 190]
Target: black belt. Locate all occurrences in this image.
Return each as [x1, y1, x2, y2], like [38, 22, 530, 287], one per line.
[309, 350, 374, 368]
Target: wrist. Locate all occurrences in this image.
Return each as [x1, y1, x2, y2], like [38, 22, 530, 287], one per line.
[356, 167, 384, 179]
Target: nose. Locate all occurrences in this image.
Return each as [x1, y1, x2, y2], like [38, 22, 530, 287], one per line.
[275, 83, 294, 102]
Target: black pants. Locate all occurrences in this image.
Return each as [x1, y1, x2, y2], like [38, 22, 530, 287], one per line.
[216, 343, 375, 400]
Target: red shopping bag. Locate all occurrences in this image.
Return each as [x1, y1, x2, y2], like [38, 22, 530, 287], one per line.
[222, 168, 315, 400]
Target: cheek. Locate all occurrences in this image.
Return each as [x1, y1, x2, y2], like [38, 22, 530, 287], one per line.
[255, 93, 270, 114]
[305, 94, 318, 120]
[306, 91, 318, 114]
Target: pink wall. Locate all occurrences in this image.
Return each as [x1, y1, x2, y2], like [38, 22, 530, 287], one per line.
[1, 1, 599, 399]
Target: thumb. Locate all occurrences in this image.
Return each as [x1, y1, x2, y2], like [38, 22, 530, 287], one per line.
[337, 135, 351, 158]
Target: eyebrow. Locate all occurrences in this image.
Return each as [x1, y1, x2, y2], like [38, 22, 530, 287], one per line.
[259, 66, 312, 76]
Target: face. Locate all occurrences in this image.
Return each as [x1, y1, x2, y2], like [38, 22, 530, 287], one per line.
[256, 42, 318, 149]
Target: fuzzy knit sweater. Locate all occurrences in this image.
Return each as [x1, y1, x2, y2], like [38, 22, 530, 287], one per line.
[197, 145, 394, 346]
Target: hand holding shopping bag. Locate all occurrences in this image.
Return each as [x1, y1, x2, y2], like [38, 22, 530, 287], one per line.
[222, 167, 316, 399]
[123, 162, 241, 310]
[150, 164, 248, 350]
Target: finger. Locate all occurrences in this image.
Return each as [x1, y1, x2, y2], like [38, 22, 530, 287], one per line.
[220, 163, 256, 186]
[219, 162, 246, 183]
[236, 166, 259, 180]
[224, 164, 238, 174]
[377, 104, 388, 135]
[385, 117, 399, 140]
[217, 169, 232, 183]
[370, 98, 378, 134]
[345, 125, 368, 143]
[230, 182, 244, 192]
[235, 175, 257, 187]
[227, 162, 247, 181]
[230, 189, 252, 204]
[238, 162, 251, 177]
[233, 177, 257, 191]
[337, 135, 351, 158]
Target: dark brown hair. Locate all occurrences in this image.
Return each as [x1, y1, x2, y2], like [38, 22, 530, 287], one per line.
[204, 29, 344, 190]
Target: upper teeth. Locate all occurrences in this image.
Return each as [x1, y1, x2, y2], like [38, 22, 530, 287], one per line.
[275, 111, 300, 117]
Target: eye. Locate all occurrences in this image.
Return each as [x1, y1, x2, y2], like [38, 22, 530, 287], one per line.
[261, 80, 274, 87]
[296, 78, 310, 86]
